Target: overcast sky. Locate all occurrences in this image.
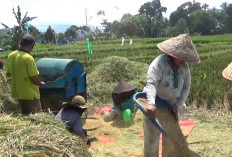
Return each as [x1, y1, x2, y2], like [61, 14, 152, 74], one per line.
[0, 0, 231, 29]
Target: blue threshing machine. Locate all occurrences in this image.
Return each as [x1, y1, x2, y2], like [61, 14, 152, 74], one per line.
[36, 58, 87, 114]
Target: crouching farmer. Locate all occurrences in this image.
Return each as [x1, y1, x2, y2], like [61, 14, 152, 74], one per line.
[104, 80, 136, 122]
[56, 95, 92, 140]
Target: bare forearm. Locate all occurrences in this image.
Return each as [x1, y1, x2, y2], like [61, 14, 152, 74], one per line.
[30, 76, 43, 86]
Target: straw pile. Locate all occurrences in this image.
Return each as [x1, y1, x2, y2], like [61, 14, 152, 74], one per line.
[0, 72, 19, 113]
[87, 56, 149, 105]
[0, 113, 92, 157]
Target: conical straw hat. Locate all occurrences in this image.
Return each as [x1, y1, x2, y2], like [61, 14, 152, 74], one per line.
[112, 80, 135, 105]
[222, 62, 232, 81]
[157, 34, 200, 63]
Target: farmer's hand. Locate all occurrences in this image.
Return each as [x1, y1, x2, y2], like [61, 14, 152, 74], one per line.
[145, 104, 156, 118]
[173, 105, 179, 121]
[40, 81, 45, 86]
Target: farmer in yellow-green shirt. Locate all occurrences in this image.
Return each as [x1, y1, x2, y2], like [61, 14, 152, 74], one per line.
[6, 34, 45, 115]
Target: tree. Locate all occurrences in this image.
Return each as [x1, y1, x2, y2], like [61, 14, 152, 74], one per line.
[208, 8, 226, 34]
[170, 1, 203, 28]
[139, 0, 167, 37]
[44, 26, 56, 44]
[0, 31, 13, 50]
[65, 25, 78, 40]
[57, 33, 65, 43]
[92, 27, 101, 41]
[170, 11, 179, 27]
[173, 18, 189, 35]
[29, 25, 41, 40]
[101, 19, 121, 39]
[120, 14, 145, 37]
[221, 3, 232, 33]
[189, 10, 216, 35]
[97, 10, 105, 16]
[0, 6, 37, 50]
[121, 13, 133, 22]
[202, 3, 209, 11]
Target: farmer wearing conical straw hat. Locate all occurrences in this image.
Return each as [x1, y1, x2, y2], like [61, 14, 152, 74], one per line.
[222, 62, 232, 111]
[222, 62, 232, 81]
[56, 95, 92, 141]
[143, 34, 201, 157]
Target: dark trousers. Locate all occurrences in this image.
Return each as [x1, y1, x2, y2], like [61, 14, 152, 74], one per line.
[18, 99, 42, 115]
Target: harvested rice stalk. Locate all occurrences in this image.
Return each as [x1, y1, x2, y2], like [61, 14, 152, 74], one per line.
[137, 98, 194, 157]
[0, 113, 92, 157]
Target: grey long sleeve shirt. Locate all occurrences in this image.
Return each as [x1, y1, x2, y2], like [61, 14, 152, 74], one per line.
[56, 107, 85, 138]
[143, 54, 191, 112]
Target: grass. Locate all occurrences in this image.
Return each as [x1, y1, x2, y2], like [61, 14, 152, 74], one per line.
[187, 109, 232, 157]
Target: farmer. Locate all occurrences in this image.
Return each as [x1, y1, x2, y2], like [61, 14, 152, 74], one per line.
[222, 62, 232, 81]
[6, 34, 44, 115]
[222, 62, 232, 110]
[56, 95, 92, 140]
[104, 80, 135, 122]
[143, 34, 201, 157]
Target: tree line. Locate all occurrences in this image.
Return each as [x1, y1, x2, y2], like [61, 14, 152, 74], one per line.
[102, 0, 232, 37]
[1, 0, 232, 50]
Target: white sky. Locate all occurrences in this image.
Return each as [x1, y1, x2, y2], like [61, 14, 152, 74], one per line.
[0, 0, 231, 29]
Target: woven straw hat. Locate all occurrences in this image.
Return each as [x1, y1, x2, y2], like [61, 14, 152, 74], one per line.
[63, 95, 92, 108]
[222, 62, 232, 81]
[157, 34, 200, 63]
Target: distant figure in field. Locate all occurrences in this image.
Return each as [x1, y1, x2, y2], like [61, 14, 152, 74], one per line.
[121, 37, 125, 46]
[6, 34, 45, 115]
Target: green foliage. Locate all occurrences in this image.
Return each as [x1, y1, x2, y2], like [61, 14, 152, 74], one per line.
[120, 14, 145, 37]
[189, 10, 216, 35]
[138, 0, 167, 37]
[44, 26, 56, 44]
[222, 3, 232, 33]
[0, 6, 37, 50]
[64, 25, 78, 40]
[0, 32, 13, 50]
[173, 18, 189, 35]
[168, 1, 232, 35]
[57, 33, 65, 43]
